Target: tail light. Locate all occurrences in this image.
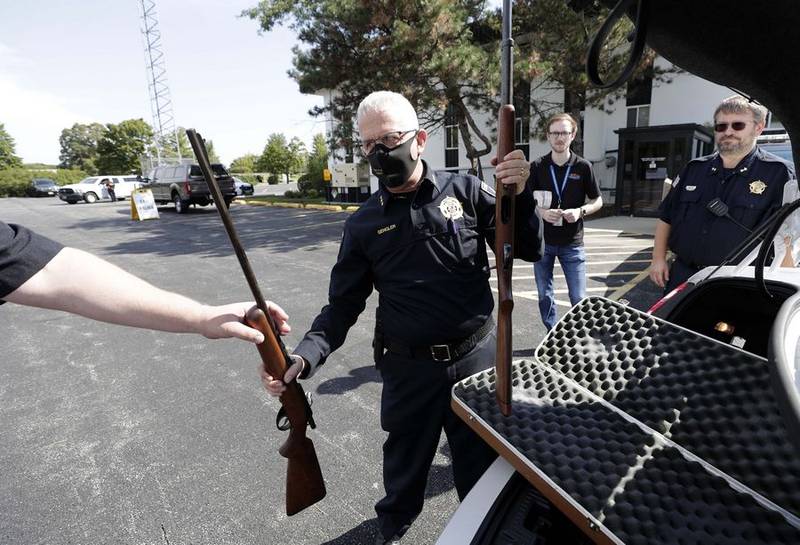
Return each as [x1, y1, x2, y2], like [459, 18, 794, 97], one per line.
[184, 180, 192, 195]
[647, 281, 689, 314]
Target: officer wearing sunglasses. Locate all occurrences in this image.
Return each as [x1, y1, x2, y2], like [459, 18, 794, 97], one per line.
[650, 95, 796, 292]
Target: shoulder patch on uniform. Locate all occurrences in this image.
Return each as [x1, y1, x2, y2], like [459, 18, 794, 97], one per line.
[480, 181, 496, 197]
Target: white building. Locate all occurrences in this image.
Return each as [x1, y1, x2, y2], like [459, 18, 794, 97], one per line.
[320, 57, 786, 216]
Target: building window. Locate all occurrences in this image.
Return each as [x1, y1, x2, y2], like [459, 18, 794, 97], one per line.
[445, 103, 459, 169]
[626, 64, 653, 128]
[626, 105, 650, 128]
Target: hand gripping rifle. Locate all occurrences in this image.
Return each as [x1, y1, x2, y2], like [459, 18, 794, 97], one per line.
[186, 129, 326, 516]
[495, 0, 516, 417]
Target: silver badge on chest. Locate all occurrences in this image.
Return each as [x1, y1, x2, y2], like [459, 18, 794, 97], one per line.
[439, 196, 464, 220]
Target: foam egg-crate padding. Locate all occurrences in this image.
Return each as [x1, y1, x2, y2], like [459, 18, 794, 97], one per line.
[452, 297, 800, 544]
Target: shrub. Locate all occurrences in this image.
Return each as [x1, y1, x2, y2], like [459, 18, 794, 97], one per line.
[305, 188, 319, 198]
[0, 168, 88, 197]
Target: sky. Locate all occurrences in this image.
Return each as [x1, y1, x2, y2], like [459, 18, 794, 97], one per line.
[0, 0, 326, 165]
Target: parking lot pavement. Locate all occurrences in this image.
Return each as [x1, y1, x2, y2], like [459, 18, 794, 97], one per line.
[489, 225, 661, 313]
[0, 197, 662, 544]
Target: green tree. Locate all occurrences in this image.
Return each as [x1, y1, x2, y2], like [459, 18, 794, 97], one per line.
[299, 133, 328, 193]
[513, 0, 677, 153]
[257, 133, 291, 181]
[230, 153, 259, 173]
[243, 0, 500, 172]
[0, 123, 23, 170]
[58, 122, 106, 175]
[96, 119, 154, 174]
[158, 128, 194, 160]
[285, 137, 307, 183]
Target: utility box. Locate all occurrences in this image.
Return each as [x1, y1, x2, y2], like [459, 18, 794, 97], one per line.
[326, 162, 372, 203]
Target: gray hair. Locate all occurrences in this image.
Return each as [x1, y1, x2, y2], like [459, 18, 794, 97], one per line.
[356, 91, 419, 130]
[714, 95, 768, 125]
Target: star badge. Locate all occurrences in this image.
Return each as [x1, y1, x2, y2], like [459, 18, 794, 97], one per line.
[749, 180, 767, 195]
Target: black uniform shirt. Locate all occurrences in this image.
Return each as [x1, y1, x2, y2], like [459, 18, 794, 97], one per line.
[659, 146, 794, 267]
[1, 221, 63, 302]
[529, 152, 600, 245]
[294, 162, 543, 373]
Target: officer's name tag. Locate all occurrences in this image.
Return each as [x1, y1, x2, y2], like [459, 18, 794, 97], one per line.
[685, 185, 697, 191]
[377, 224, 397, 235]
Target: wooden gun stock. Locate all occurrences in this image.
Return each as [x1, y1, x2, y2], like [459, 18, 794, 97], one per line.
[186, 128, 325, 515]
[246, 308, 326, 516]
[495, 0, 516, 417]
[495, 105, 516, 417]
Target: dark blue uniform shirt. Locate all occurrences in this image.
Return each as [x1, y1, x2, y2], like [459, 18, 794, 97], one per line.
[659, 146, 794, 267]
[294, 162, 543, 373]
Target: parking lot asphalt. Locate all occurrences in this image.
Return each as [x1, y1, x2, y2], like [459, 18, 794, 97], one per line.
[0, 197, 662, 544]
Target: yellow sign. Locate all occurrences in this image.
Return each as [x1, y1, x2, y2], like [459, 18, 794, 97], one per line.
[323, 168, 332, 182]
[130, 189, 160, 221]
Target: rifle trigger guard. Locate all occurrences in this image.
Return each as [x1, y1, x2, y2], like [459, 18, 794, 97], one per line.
[276, 407, 290, 431]
[273, 387, 318, 432]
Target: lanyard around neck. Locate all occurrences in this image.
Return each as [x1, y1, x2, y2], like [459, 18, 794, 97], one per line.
[549, 161, 573, 206]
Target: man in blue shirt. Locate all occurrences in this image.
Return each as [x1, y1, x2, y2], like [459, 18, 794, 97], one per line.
[651, 96, 795, 292]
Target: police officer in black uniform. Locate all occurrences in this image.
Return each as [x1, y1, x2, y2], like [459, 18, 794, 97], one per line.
[651, 96, 795, 293]
[1, 220, 278, 341]
[262, 91, 543, 544]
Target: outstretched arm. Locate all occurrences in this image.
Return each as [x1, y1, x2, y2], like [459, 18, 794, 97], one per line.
[5, 247, 289, 343]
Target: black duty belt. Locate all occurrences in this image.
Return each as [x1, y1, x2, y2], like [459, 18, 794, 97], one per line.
[383, 318, 494, 363]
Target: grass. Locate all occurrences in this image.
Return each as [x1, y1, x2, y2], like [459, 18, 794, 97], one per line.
[241, 194, 359, 211]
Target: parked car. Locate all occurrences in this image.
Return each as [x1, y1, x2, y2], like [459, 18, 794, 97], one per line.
[233, 177, 254, 196]
[144, 163, 236, 214]
[437, 191, 800, 545]
[58, 176, 142, 204]
[26, 178, 58, 197]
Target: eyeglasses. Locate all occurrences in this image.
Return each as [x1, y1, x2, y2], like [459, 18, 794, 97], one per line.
[714, 121, 750, 133]
[359, 129, 418, 154]
[548, 131, 574, 138]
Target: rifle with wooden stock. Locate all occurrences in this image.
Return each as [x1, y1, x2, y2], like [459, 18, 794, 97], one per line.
[186, 129, 326, 516]
[495, 0, 516, 417]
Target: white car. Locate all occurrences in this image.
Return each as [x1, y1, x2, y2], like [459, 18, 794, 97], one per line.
[58, 176, 143, 204]
[233, 177, 254, 196]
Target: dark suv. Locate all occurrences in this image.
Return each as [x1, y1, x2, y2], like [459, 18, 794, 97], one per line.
[145, 163, 236, 214]
[26, 178, 58, 197]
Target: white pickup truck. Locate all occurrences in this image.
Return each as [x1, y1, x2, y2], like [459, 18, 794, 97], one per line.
[57, 175, 143, 204]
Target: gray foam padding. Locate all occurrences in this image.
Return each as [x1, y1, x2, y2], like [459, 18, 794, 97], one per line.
[453, 297, 800, 544]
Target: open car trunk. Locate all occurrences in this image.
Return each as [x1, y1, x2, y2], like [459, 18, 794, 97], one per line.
[452, 297, 800, 544]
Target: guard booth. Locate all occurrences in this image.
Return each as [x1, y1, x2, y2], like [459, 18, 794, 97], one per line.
[324, 162, 372, 204]
[615, 123, 713, 216]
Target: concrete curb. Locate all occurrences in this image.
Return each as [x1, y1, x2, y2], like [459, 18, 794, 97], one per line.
[239, 199, 360, 213]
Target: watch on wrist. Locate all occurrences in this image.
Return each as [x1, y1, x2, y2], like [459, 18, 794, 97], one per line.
[580, 207, 586, 218]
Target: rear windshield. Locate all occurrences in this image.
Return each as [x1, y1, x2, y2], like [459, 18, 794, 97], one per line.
[189, 164, 229, 177]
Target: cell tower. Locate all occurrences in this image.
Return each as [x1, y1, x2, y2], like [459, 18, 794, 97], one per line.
[138, 0, 181, 168]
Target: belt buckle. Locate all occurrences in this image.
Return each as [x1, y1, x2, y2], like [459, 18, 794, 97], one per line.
[430, 344, 452, 362]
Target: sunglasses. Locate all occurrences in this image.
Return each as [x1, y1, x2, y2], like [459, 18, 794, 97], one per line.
[714, 121, 750, 133]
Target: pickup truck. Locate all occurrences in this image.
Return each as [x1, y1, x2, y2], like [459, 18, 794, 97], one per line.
[144, 163, 236, 214]
[58, 176, 142, 204]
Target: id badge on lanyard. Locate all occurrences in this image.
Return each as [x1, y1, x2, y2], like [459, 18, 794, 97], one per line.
[549, 163, 572, 227]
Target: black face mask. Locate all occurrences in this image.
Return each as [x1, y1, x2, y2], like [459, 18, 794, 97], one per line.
[367, 137, 419, 188]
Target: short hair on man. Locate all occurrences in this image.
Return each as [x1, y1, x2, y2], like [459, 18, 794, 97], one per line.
[356, 91, 419, 130]
[713, 95, 768, 125]
[546, 113, 579, 135]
